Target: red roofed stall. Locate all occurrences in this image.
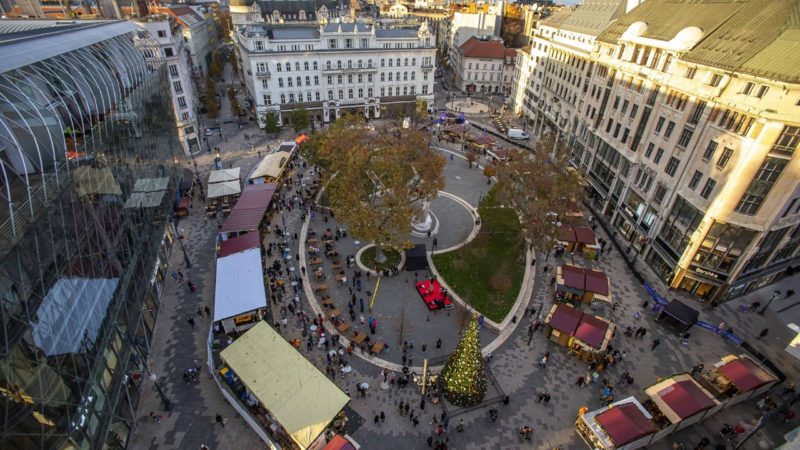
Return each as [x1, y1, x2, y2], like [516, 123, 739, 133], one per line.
[218, 231, 261, 258]
[557, 225, 600, 259]
[576, 397, 656, 450]
[703, 355, 779, 406]
[219, 183, 277, 239]
[544, 304, 616, 362]
[555, 264, 613, 307]
[644, 375, 721, 436]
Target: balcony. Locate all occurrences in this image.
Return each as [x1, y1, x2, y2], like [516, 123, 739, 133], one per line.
[421, 63, 434, 70]
[255, 69, 270, 79]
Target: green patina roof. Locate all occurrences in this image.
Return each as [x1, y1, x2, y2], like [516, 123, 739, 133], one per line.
[597, 0, 800, 83]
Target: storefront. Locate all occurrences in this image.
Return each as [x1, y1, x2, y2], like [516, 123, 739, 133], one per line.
[675, 266, 725, 302]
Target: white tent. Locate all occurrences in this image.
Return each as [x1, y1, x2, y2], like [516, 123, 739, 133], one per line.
[207, 180, 242, 199]
[208, 167, 240, 184]
[249, 151, 291, 181]
[213, 248, 267, 322]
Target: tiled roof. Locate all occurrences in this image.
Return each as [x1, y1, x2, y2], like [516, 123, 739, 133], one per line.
[460, 36, 506, 59]
[597, 0, 800, 83]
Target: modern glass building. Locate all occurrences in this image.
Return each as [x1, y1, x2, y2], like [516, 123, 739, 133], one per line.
[0, 20, 181, 449]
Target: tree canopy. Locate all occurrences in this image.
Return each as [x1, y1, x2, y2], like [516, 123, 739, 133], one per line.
[305, 115, 445, 252]
[494, 132, 586, 253]
[291, 108, 311, 132]
[263, 111, 280, 135]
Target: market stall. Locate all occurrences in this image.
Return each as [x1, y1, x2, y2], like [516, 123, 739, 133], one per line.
[220, 322, 350, 450]
[643, 375, 720, 437]
[702, 354, 778, 406]
[218, 231, 260, 258]
[442, 124, 469, 142]
[208, 180, 242, 200]
[656, 299, 698, 333]
[576, 397, 656, 450]
[208, 167, 241, 184]
[124, 177, 169, 211]
[571, 313, 616, 361]
[249, 151, 292, 185]
[555, 264, 612, 307]
[544, 303, 582, 346]
[468, 135, 495, 154]
[557, 225, 600, 258]
[213, 247, 267, 334]
[404, 244, 428, 271]
[219, 183, 277, 239]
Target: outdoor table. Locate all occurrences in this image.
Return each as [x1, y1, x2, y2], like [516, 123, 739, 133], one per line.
[307, 237, 318, 245]
[310, 258, 322, 266]
[330, 308, 341, 317]
[314, 283, 328, 294]
[323, 298, 334, 307]
[332, 262, 342, 271]
[352, 333, 367, 345]
[337, 322, 350, 333]
[371, 342, 385, 354]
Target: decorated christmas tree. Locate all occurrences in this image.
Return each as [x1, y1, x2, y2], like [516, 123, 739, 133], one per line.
[438, 317, 487, 406]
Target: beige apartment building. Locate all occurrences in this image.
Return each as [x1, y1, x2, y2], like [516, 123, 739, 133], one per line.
[513, 0, 800, 303]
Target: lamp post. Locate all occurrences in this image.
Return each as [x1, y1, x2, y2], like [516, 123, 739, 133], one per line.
[177, 231, 193, 269]
[758, 290, 781, 315]
[460, 120, 469, 153]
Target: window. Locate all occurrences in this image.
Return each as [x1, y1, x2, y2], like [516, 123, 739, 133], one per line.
[306, 92, 312, 102]
[368, 88, 373, 97]
[348, 89, 353, 99]
[684, 66, 696, 79]
[709, 73, 722, 87]
[665, 157, 680, 176]
[388, 73, 393, 82]
[313, 62, 318, 70]
[404, 58, 408, 66]
[177, 96, 187, 109]
[717, 147, 733, 169]
[735, 157, 788, 214]
[327, 75, 332, 84]
[168, 64, 179, 78]
[688, 171, 703, 190]
[255, 41, 264, 51]
[380, 87, 385, 96]
[653, 184, 667, 204]
[742, 81, 754, 95]
[381, 59, 385, 67]
[381, 73, 385, 82]
[422, 85, 428, 94]
[654, 147, 664, 164]
[314, 76, 319, 85]
[700, 179, 716, 199]
[630, 104, 638, 119]
[304, 62, 309, 71]
[389, 59, 393, 67]
[278, 78, 284, 88]
[337, 75, 342, 84]
[772, 125, 800, 156]
[289, 93, 295, 103]
[285, 62, 291, 71]
[305, 76, 310, 85]
[358, 74, 363, 83]
[755, 85, 769, 98]
[164, 47, 174, 57]
[347, 60, 352, 69]
[338, 90, 343, 100]
[287, 78, 293, 87]
[328, 39, 337, 49]
[328, 90, 333, 100]
[263, 94, 271, 105]
[621, 100, 629, 115]
[337, 61, 342, 69]
[677, 127, 694, 148]
[411, 72, 415, 81]
[622, 128, 630, 144]
[361, 38, 368, 48]
[412, 58, 416, 66]
[645, 142, 655, 158]
[606, 119, 613, 133]
[261, 79, 268, 89]
[326, 61, 331, 70]
[173, 81, 183, 93]
[702, 141, 718, 161]
[295, 62, 300, 71]
[613, 96, 620, 110]
[613, 123, 621, 138]
[654, 116, 665, 134]
[280, 94, 286, 103]
[347, 74, 353, 84]
[345, 38, 352, 49]
[665, 121, 676, 138]
[368, 74, 373, 82]
[157, 30, 166, 38]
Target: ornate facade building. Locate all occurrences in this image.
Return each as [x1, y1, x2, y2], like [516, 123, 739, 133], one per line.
[235, 21, 436, 126]
[512, 0, 800, 303]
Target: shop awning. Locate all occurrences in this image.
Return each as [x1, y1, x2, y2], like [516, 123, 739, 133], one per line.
[549, 304, 582, 335]
[208, 167, 241, 184]
[249, 151, 291, 180]
[207, 180, 242, 199]
[218, 231, 260, 258]
[220, 183, 277, 234]
[574, 314, 608, 349]
[719, 357, 775, 392]
[220, 322, 350, 449]
[213, 248, 266, 321]
[647, 376, 718, 423]
[595, 402, 657, 446]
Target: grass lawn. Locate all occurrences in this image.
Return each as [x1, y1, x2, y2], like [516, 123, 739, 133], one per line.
[360, 246, 402, 270]
[432, 190, 525, 323]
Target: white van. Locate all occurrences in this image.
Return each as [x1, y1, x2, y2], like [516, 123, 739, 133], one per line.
[507, 128, 530, 140]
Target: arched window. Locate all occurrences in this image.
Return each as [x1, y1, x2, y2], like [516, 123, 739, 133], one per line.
[326, 61, 331, 70]
[404, 58, 408, 66]
[314, 76, 319, 85]
[358, 74, 363, 83]
[348, 74, 353, 83]
[337, 74, 343, 84]
[381, 59, 385, 67]
[411, 72, 415, 80]
[368, 88, 373, 97]
[403, 72, 408, 81]
[289, 93, 295, 102]
[368, 74, 373, 82]
[316, 92, 321, 101]
[412, 57, 416, 66]
[280, 94, 286, 103]
[297, 76, 302, 86]
[403, 86, 407, 95]
[306, 92, 312, 101]
[381, 87, 385, 96]
[338, 90, 343, 100]
[388, 59, 393, 67]
[347, 60, 352, 69]
[388, 73, 392, 81]
[358, 60, 363, 68]
[396, 58, 400, 66]
[327, 75, 332, 84]
[304, 62, 309, 70]
[328, 90, 333, 100]
[278, 78, 284, 87]
[305, 76, 310, 85]
[337, 61, 342, 69]
[348, 89, 353, 99]
[295, 62, 300, 71]
[358, 88, 363, 98]
[381, 73, 385, 82]
[313, 61, 318, 70]
[285, 62, 291, 71]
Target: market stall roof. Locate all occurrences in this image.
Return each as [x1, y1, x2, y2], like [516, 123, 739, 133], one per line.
[220, 183, 277, 234]
[557, 225, 577, 243]
[662, 299, 699, 326]
[213, 248, 267, 321]
[278, 141, 298, 154]
[322, 435, 357, 450]
[595, 401, 657, 446]
[124, 191, 166, 209]
[718, 356, 776, 392]
[444, 124, 469, 136]
[574, 226, 596, 244]
[548, 304, 582, 335]
[208, 167, 241, 184]
[562, 264, 585, 290]
[218, 231, 260, 258]
[250, 151, 291, 180]
[646, 376, 718, 423]
[220, 322, 349, 450]
[73, 166, 122, 197]
[471, 135, 495, 146]
[585, 270, 610, 296]
[207, 180, 242, 199]
[574, 314, 608, 349]
[132, 177, 169, 193]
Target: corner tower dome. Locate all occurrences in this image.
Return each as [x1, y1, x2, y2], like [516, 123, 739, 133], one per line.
[671, 26, 704, 51]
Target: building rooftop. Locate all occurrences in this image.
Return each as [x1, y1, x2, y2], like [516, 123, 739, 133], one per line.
[242, 22, 419, 40]
[375, 27, 419, 38]
[597, 0, 800, 83]
[460, 36, 508, 59]
[557, 0, 628, 36]
[0, 20, 102, 45]
[271, 27, 320, 40]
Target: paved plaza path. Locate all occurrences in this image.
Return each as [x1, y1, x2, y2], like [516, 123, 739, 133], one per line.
[131, 88, 800, 449]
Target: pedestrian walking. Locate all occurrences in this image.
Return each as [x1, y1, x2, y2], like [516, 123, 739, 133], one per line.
[204, 306, 211, 316]
[360, 297, 364, 312]
[433, 237, 438, 249]
[215, 414, 225, 427]
[177, 271, 184, 283]
[380, 411, 385, 422]
[543, 393, 551, 406]
[436, 338, 442, 349]
[187, 316, 195, 328]
[422, 342, 427, 353]
[651, 338, 661, 351]
[758, 328, 769, 339]
[374, 415, 380, 426]
[456, 419, 464, 432]
[427, 436, 433, 447]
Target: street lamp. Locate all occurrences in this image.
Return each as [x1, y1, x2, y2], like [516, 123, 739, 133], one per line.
[758, 290, 781, 315]
[177, 230, 192, 268]
[460, 120, 469, 153]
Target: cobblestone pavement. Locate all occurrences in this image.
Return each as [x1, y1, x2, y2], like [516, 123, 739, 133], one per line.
[134, 69, 800, 449]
